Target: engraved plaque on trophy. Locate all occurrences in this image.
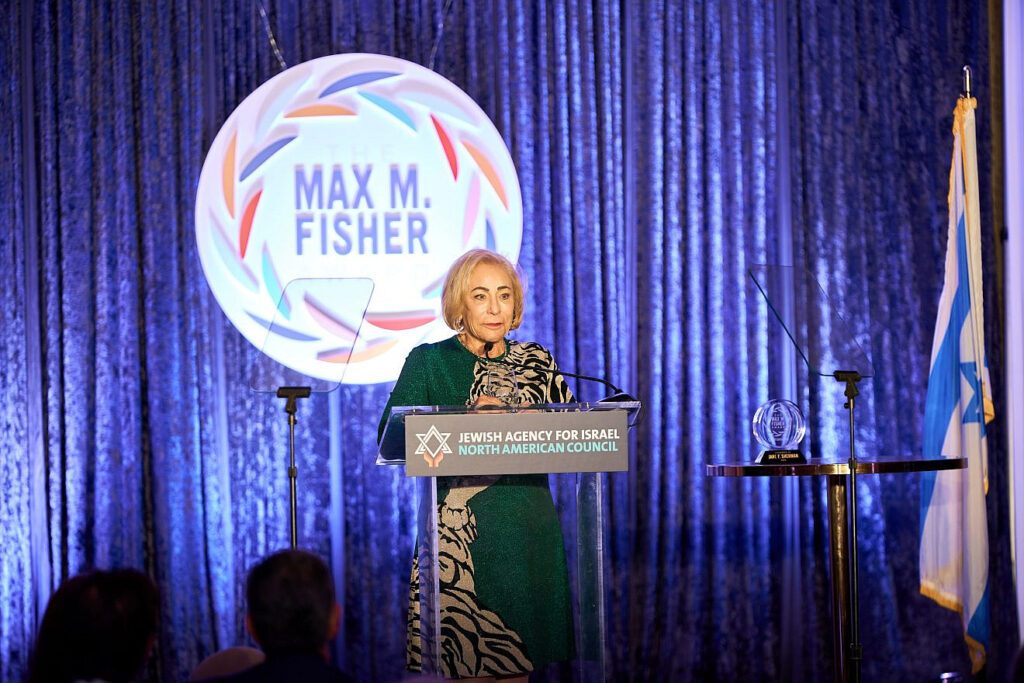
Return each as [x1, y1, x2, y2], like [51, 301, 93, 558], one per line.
[752, 399, 806, 464]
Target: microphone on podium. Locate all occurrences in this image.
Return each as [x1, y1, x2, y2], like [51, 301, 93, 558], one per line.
[483, 341, 636, 404]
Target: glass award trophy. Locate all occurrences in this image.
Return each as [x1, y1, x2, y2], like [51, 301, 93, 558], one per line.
[752, 398, 806, 463]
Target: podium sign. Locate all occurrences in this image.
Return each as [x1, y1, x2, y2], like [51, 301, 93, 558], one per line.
[403, 409, 628, 477]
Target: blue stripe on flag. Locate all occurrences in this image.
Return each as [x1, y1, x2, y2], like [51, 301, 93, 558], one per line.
[919, 210, 972, 534]
[967, 583, 990, 649]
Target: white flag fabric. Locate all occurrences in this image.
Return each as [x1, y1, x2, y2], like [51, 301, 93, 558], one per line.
[919, 96, 994, 674]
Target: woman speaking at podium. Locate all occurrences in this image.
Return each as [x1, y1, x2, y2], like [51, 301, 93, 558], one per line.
[379, 249, 574, 680]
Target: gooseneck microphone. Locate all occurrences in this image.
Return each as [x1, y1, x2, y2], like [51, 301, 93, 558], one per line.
[482, 343, 635, 403]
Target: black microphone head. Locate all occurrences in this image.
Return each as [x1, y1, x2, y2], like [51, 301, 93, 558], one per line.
[483, 341, 494, 357]
[598, 391, 637, 404]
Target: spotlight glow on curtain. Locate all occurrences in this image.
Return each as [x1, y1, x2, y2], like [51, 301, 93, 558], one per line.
[0, 1, 1011, 681]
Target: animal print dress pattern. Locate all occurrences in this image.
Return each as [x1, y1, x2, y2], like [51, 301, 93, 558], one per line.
[406, 341, 573, 676]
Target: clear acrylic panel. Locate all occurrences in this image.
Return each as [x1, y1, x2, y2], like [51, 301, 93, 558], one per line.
[248, 277, 374, 392]
[748, 264, 874, 379]
[414, 473, 607, 681]
[574, 471, 607, 680]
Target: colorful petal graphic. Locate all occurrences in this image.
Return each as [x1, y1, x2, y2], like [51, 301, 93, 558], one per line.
[462, 172, 480, 246]
[210, 212, 258, 292]
[462, 140, 508, 209]
[239, 191, 261, 258]
[399, 88, 476, 125]
[485, 215, 496, 251]
[255, 69, 310, 141]
[304, 293, 360, 344]
[261, 245, 290, 318]
[364, 310, 436, 331]
[317, 338, 400, 364]
[420, 273, 444, 299]
[285, 104, 356, 118]
[239, 136, 297, 182]
[319, 71, 400, 98]
[222, 133, 236, 218]
[430, 114, 458, 179]
[358, 91, 416, 131]
[245, 311, 320, 341]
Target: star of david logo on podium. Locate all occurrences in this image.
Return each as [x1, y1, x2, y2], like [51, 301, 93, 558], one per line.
[414, 425, 452, 468]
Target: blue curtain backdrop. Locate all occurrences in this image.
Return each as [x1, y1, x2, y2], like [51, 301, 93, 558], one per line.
[0, 0, 1010, 681]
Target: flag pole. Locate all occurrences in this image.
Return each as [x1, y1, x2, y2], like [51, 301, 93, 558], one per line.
[963, 65, 972, 99]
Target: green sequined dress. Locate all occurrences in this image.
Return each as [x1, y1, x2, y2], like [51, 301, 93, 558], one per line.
[378, 336, 575, 677]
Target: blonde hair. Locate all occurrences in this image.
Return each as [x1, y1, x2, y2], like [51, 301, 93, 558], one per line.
[441, 249, 524, 331]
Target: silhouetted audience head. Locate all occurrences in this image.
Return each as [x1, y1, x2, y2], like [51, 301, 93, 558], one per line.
[245, 549, 340, 657]
[28, 568, 159, 683]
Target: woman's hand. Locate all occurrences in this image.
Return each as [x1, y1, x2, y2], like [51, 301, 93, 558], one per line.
[471, 394, 505, 408]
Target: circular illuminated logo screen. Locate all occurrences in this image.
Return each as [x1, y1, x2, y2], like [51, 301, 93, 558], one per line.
[195, 54, 523, 384]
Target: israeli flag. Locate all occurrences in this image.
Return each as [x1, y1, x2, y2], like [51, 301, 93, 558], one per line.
[919, 97, 994, 674]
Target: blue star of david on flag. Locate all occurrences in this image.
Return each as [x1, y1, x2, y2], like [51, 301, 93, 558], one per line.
[959, 362, 986, 429]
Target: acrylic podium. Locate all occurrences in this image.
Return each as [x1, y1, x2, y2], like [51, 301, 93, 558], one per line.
[378, 401, 640, 681]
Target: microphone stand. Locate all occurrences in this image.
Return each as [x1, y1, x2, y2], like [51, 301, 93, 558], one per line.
[834, 370, 862, 683]
[277, 386, 311, 549]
